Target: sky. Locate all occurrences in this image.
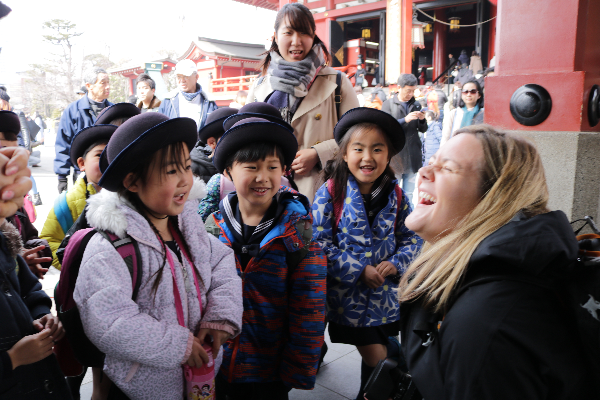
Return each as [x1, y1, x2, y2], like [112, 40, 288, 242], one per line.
[0, 0, 276, 82]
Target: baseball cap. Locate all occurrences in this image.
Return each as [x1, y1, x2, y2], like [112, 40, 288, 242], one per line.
[175, 59, 198, 76]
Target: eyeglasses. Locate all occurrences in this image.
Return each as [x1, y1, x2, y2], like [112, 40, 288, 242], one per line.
[462, 89, 478, 95]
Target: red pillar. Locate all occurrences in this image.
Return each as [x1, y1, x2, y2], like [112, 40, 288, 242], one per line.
[401, 0, 413, 74]
[487, 3, 497, 62]
[485, 0, 600, 132]
[432, 9, 447, 82]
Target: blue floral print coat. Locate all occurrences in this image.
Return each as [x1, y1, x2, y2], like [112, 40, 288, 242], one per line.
[312, 176, 423, 327]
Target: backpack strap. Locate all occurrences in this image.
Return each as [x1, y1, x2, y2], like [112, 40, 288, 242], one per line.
[335, 71, 342, 121]
[54, 191, 74, 235]
[326, 179, 344, 237]
[95, 230, 143, 300]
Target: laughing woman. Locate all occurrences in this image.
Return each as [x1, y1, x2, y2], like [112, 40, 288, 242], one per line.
[246, 3, 359, 202]
[398, 125, 594, 399]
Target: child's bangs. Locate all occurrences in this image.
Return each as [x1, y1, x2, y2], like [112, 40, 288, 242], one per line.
[225, 142, 285, 170]
[144, 141, 190, 183]
[343, 123, 397, 156]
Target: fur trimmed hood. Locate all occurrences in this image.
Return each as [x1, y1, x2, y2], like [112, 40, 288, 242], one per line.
[1, 219, 23, 259]
[86, 177, 207, 239]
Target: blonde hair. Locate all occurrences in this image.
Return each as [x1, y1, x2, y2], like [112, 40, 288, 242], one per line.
[398, 125, 549, 312]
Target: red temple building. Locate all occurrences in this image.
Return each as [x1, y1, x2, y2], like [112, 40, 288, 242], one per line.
[108, 37, 266, 107]
[233, 0, 497, 86]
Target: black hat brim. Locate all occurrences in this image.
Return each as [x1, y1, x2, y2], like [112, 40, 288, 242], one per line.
[334, 108, 405, 155]
[98, 118, 197, 191]
[95, 103, 141, 125]
[213, 120, 297, 173]
[71, 124, 117, 167]
[223, 112, 293, 132]
[198, 117, 229, 143]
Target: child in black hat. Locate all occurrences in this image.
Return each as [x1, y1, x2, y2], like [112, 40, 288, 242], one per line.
[95, 102, 141, 126]
[72, 113, 242, 399]
[40, 124, 117, 271]
[191, 107, 238, 184]
[311, 108, 423, 400]
[198, 103, 295, 222]
[206, 117, 326, 398]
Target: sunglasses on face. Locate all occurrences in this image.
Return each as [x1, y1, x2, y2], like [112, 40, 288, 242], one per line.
[462, 89, 478, 95]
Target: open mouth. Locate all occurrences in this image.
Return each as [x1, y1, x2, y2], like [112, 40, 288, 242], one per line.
[289, 50, 303, 57]
[418, 191, 437, 205]
[360, 165, 375, 174]
[252, 188, 270, 195]
[174, 193, 186, 203]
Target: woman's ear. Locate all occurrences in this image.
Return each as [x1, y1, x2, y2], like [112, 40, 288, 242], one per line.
[122, 172, 139, 193]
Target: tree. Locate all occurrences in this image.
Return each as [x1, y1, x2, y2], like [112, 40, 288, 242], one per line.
[42, 19, 82, 106]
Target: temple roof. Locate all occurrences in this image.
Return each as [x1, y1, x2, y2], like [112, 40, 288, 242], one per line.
[179, 37, 267, 62]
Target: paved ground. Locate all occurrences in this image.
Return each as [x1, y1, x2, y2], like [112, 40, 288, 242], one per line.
[31, 141, 363, 400]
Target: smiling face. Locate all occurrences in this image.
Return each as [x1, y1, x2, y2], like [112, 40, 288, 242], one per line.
[406, 133, 484, 242]
[461, 82, 481, 108]
[124, 144, 193, 219]
[275, 17, 315, 62]
[343, 126, 390, 194]
[227, 152, 283, 214]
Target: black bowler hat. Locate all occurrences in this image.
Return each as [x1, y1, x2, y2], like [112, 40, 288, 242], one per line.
[334, 108, 405, 155]
[0, 110, 20, 134]
[223, 102, 292, 131]
[70, 124, 117, 166]
[95, 102, 141, 125]
[198, 107, 238, 143]
[98, 113, 197, 192]
[213, 117, 297, 173]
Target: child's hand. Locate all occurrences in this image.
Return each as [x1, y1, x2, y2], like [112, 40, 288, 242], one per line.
[186, 336, 209, 368]
[33, 314, 66, 342]
[22, 245, 51, 279]
[360, 265, 384, 289]
[0, 147, 31, 218]
[7, 329, 54, 369]
[197, 328, 231, 357]
[375, 261, 397, 279]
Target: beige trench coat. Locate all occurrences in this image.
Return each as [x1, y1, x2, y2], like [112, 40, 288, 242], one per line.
[247, 66, 359, 202]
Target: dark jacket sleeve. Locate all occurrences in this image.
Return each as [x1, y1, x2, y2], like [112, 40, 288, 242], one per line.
[0, 350, 13, 381]
[54, 106, 75, 177]
[381, 99, 392, 115]
[17, 255, 52, 319]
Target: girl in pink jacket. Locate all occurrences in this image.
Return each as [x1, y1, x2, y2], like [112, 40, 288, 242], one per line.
[73, 113, 242, 400]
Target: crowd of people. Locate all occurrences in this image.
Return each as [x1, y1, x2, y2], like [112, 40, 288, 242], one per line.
[0, 3, 596, 400]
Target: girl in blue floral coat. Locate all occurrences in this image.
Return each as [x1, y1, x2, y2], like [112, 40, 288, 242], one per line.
[312, 108, 423, 400]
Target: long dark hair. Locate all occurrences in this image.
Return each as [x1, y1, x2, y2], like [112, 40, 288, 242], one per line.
[321, 123, 396, 205]
[259, 3, 331, 75]
[459, 79, 484, 109]
[117, 141, 200, 297]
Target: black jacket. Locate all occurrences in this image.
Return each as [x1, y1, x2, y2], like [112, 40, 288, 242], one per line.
[190, 142, 218, 183]
[400, 211, 594, 400]
[7, 209, 52, 270]
[0, 225, 72, 399]
[382, 95, 427, 174]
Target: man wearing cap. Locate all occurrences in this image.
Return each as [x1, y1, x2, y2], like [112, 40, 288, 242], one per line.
[54, 68, 114, 193]
[158, 59, 217, 137]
